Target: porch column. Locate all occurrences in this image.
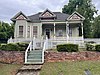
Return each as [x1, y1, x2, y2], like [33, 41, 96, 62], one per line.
[30, 25, 32, 38]
[66, 22, 69, 37]
[54, 23, 56, 39]
[66, 22, 69, 43]
[25, 22, 27, 38]
[81, 22, 84, 38]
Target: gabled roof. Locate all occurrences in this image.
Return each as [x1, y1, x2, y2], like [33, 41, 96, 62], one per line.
[39, 9, 56, 18]
[67, 11, 85, 21]
[11, 11, 30, 21]
[11, 9, 85, 23]
[28, 12, 69, 22]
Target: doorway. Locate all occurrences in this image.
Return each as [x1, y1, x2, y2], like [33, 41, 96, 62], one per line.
[45, 29, 50, 39]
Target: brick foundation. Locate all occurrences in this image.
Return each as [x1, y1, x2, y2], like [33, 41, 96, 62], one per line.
[0, 51, 24, 64]
[45, 51, 100, 62]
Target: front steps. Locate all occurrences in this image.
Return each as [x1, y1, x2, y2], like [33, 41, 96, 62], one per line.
[16, 65, 42, 75]
[25, 50, 43, 64]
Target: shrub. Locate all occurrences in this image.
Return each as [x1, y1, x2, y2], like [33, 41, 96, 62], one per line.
[95, 45, 100, 52]
[0, 43, 29, 51]
[57, 44, 79, 52]
[0, 44, 7, 50]
[16, 42, 29, 50]
[7, 43, 21, 51]
[86, 43, 96, 51]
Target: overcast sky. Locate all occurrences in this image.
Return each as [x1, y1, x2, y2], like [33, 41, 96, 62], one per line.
[0, 0, 100, 23]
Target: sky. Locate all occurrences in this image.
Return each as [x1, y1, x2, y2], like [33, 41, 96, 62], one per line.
[0, 0, 100, 23]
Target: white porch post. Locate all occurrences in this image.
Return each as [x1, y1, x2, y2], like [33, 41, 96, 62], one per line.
[54, 23, 56, 39]
[25, 21, 27, 38]
[81, 22, 84, 38]
[66, 22, 69, 43]
[30, 25, 31, 38]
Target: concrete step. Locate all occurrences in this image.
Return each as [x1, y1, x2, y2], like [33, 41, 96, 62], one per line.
[25, 50, 43, 64]
[16, 71, 39, 75]
[27, 59, 42, 62]
[28, 51, 42, 55]
[28, 55, 42, 59]
[16, 65, 42, 75]
[28, 52, 42, 55]
[29, 50, 42, 52]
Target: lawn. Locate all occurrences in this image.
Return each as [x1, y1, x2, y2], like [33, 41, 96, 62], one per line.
[0, 63, 22, 75]
[40, 61, 100, 75]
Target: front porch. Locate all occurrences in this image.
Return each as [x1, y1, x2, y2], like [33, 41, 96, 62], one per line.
[42, 22, 83, 40]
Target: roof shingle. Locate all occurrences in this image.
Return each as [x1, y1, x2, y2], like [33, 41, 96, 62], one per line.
[28, 12, 69, 22]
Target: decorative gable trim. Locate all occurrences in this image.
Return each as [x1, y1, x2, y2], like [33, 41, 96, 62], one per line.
[39, 9, 56, 18]
[67, 11, 85, 21]
[11, 11, 30, 21]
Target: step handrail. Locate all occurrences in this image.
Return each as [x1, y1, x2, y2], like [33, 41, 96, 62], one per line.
[25, 41, 32, 63]
[42, 36, 48, 63]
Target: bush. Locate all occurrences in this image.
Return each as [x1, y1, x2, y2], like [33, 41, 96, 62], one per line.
[57, 44, 79, 52]
[95, 45, 100, 52]
[16, 42, 29, 50]
[86, 43, 96, 51]
[0, 44, 7, 50]
[0, 43, 29, 51]
[7, 43, 22, 51]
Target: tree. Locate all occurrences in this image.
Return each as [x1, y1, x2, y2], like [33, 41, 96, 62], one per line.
[0, 21, 14, 43]
[62, 0, 97, 38]
[93, 15, 100, 38]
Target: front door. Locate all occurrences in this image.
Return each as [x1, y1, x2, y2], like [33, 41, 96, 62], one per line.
[45, 29, 50, 39]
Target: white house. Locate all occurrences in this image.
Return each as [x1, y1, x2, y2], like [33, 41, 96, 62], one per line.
[8, 9, 85, 47]
[7, 9, 86, 64]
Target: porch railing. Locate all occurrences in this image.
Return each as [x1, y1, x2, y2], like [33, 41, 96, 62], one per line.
[25, 41, 32, 63]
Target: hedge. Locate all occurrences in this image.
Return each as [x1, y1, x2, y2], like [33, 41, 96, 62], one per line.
[86, 43, 96, 51]
[95, 45, 100, 52]
[0, 43, 29, 51]
[57, 44, 79, 52]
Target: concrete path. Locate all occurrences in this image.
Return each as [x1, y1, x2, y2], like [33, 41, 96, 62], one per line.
[16, 65, 42, 75]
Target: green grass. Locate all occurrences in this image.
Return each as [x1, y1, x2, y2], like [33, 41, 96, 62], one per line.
[40, 61, 100, 75]
[0, 63, 22, 75]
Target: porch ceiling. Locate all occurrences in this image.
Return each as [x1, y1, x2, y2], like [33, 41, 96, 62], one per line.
[69, 23, 80, 27]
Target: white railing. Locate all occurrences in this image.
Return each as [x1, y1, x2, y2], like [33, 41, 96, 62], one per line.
[7, 38, 33, 43]
[42, 37, 48, 63]
[25, 41, 32, 63]
[84, 38, 100, 44]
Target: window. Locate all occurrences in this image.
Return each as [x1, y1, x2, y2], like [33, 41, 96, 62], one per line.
[57, 30, 63, 37]
[19, 26, 23, 37]
[27, 26, 30, 37]
[33, 26, 37, 37]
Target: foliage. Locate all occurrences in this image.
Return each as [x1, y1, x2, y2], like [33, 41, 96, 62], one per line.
[0, 43, 29, 51]
[86, 43, 96, 51]
[0, 21, 14, 43]
[85, 41, 96, 51]
[16, 42, 29, 50]
[57, 44, 78, 52]
[62, 0, 97, 38]
[95, 45, 100, 52]
[93, 15, 100, 38]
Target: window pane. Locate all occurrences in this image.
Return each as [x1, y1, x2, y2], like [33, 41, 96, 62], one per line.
[19, 26, 23, 37]
[33, 26, 37, 37]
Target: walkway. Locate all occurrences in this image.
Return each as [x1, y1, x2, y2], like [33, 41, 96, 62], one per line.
[16, 65, 42, 75]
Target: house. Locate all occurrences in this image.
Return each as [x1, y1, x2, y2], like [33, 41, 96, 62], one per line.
[8, 9, 85, 64]
[8, 9, 85, 47]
